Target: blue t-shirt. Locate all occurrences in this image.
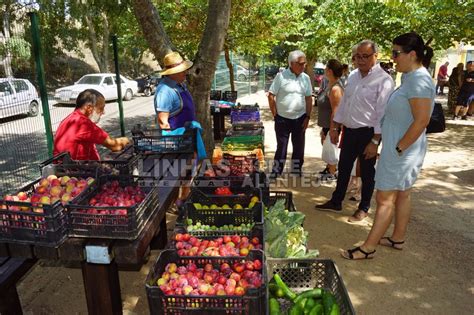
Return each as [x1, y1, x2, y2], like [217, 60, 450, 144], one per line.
[154, 77, 185, 115]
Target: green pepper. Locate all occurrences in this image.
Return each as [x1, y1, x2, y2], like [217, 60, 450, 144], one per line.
[294, 288, 323, 305]
[269, 297, 281, 315]
[308, 303, 323, 315]
[322, 290, 339, 315]
[329, 303, 341, 315]
[273, 274, 297, 301]
[269, 283, 285, 298]
[304, 298, 316, 314]
[297, 298, 307, 311]
[288, 303, 304, 315]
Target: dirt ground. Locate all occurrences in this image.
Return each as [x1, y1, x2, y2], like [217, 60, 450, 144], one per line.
[17, 91, 473, 315]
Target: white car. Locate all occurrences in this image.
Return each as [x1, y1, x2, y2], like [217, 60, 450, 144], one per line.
[54, 73, 138, 104]
[0, 78, 40, 119]
[235, 65, 258, 81]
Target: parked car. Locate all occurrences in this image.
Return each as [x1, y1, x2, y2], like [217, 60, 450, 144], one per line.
[135, 72, 161, 96]
[0, 78, 40, 119]
[54, 73, 138, 104]
[264, 65, 281, 79]
[235, 65, 259, 81]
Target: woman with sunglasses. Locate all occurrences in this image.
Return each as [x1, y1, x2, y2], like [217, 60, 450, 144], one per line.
[342, 32, 435, 260]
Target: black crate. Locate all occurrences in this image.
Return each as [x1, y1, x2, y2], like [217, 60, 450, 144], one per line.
[222, 90, 238, 102]
[132, 125, 196, 155]
[39, 151, 140, 177]
[230, 122, 264, 131]
[187, 187, 262, 208]
[192, 172, 269, 204]
[146, 249, 266, 315]
[66, 175, 159, 239]
[267, 191, 296, 212]
[169, 224, 264, 252]
[0, 176, 89, 246]
[210, 90, 222, 100]
[267, 258, 355, 315]
[233, 103, 260, 112]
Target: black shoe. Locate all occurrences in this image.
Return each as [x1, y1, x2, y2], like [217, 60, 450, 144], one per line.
[315, 200, 342, 212]
[461, 116, 467, 120]
[321, 173, 337, 182]
[319, 167, 330, 175]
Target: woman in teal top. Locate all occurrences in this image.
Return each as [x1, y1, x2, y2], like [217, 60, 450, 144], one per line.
[342, 32, 435, 260]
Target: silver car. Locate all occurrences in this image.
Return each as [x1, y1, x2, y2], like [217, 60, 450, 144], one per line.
[0, 78, 40, 119]
[54, 73, 139, 104]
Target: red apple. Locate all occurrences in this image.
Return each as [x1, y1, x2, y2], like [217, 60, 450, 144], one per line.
[253, 259, 262, 270]
[234, 286, 245, 296]
[17, 192, 28, 201]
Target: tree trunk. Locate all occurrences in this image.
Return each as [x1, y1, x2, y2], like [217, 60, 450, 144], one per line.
[132, 0, 231, 154]
[101, 14, 109, 73]
[86, 13, 108, 73]
[1, 11, 13, 77]
[306, 58, 316, 91]
[224, 45, 235, 92]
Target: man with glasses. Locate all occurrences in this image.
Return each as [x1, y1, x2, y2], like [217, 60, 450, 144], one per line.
[269, 50, 313, 178]
[316, 40, 394, 222]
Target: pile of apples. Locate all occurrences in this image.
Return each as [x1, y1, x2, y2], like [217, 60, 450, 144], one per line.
[1, 174, 94, 213]
[174, 233, 262, 256]
[157, 259, 263, 296]
[76, 180, 146, 217]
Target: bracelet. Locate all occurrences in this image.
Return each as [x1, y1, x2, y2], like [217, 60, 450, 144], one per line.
[396, 146, 403, 156]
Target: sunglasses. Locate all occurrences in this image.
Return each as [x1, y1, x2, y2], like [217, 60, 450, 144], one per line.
[354, 53, 375, 61]
[391, 50, 405, 58]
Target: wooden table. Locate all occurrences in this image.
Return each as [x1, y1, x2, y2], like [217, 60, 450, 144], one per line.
[0, 152, 192, 315]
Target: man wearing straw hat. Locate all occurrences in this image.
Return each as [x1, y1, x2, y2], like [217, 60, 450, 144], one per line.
[154, 52, 196, 129]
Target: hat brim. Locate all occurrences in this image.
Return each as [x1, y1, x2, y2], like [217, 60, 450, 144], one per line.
[160, 60, 193, 76]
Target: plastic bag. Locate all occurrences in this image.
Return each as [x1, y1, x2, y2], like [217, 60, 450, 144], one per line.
[321, 134, 340, 165]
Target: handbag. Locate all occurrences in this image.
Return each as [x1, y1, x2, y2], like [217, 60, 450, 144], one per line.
[426, 102, 445, 133]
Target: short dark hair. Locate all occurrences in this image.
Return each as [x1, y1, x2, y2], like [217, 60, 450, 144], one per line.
[467, 61, 473, 66]
[392, 32, 433, 68]
[326, 59, 344, 78]
[75, 89, 105, 109]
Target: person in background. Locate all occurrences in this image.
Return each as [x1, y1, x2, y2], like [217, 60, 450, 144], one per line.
[317, 59, 345, 181]
[435, 61, 449, 95]
[54, 89, 129, 160]
[342, 32, 435, 260]
[454, 60, 474, 120]
[269, 50, 313, 178]
[315, 40, 394, 222]
[340, 64, 350, 86]
[448, 63, 464, 114]
[154, 52, 195, 129]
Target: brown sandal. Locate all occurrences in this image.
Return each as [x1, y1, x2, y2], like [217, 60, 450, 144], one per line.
[379, 237, 404, 250]
[341, 246, 376, 260]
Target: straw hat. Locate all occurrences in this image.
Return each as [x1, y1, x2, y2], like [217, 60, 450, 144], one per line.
[160, 52, 193, 76]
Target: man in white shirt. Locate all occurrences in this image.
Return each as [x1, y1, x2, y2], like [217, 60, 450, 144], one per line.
[268, 50, 313, 177]
[316, 40, 394, 222]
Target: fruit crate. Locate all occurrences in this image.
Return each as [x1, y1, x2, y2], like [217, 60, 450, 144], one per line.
[267, 258, 355, 315]
[267, 191, 296, 212]
[221, 153, 260, 176]
[169, 224, 264, 252]
[221, 135, 264, 152]
[146, 249, 266, 315]
[132, 125, 196, 155]
[66, 175, 159, 240]
[230, 110, 260, 124]
[210, 89, 222, 101]
[189, 186, 262, 203]
[39, 151, 140, 177]
[192, 172, 269, 204]
[0, 178, 76, 246]
[226, 127, 264, 138]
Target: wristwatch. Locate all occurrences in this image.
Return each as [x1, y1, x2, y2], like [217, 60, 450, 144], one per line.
[371, 138, 380, 145]
[396, 146, 403, 156]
